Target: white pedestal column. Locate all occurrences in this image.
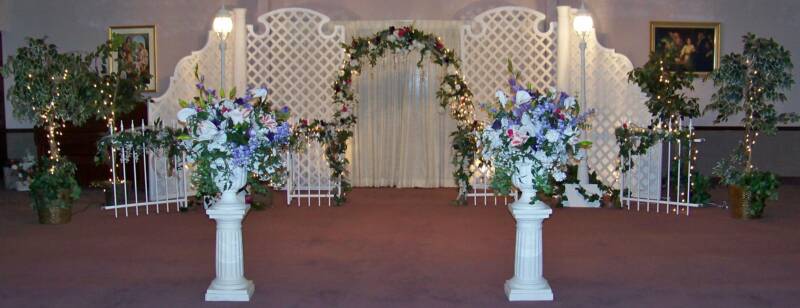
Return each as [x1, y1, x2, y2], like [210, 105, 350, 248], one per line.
[205, 190, 254, 301]
[505, 200, 554, 301]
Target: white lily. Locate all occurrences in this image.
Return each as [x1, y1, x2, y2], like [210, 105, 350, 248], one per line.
[563, 96, 576, 109]
[208, 133, 228, 151]
[515, 90, 532, 105]
[226, 108, 245, 125]
[196, 121, 219, 141]
[496, 90, 508, 107]
[250, 87, 268, 100]
[177, 108, 197, 122]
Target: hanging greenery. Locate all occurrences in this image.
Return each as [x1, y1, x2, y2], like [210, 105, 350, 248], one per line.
[614, 123, 692, 172]
[297, 26, 478, 205]
[95, 119, 186, 164]
[628, 46, 701, 125]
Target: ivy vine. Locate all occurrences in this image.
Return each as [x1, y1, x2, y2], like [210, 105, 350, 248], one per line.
[296, 26, 478, 205]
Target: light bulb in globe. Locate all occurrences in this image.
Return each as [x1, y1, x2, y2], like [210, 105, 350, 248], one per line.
[212, 7, 233, 40]
[573, 7, 594, 36]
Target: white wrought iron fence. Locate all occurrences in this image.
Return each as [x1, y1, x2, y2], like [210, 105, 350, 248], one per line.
[286, 143, 340, 207]
[619, 119, 703, 216]
[103, 120, 189, 217]
[466, 162, 514, 206]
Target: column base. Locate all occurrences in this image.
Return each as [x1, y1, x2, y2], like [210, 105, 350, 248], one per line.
[564, 183, 601, 208]
[504, 278, 553, 301]
[205, 280, 254, 301]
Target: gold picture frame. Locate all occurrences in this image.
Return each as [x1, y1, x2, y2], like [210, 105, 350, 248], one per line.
[108, 25, 157, 92]
[650, 21, 721, 74]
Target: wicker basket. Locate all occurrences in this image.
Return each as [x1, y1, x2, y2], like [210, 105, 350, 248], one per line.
[37, 207, 72, 224]
[729, 185, 752, 219]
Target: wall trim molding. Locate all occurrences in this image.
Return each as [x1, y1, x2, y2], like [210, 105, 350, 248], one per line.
[1, 128, 35, 133]
[694, 126, 800, 131]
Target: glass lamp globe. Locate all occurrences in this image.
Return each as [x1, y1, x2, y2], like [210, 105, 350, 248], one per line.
[573, 8, 594, 35]
[212, 7, 234, 40]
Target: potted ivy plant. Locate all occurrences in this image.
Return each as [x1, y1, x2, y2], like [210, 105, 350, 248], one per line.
[29, 157, 81, 224]
[2, 38, 98, 223]
[705, 33, 796, 219]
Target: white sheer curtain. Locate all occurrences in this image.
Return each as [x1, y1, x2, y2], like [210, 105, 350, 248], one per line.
[337, 21, 463, 187]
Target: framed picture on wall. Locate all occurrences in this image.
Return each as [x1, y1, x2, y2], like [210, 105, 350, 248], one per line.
[108, 25, 157, 92]
[650, 21, 720, 74]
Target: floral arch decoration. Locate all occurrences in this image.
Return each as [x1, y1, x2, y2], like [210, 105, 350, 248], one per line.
[298, 26, 480, 204]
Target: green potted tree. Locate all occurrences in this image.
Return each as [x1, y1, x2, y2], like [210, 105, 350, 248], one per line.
[2, 38, 98, 223]
[705, 33, 796, 219]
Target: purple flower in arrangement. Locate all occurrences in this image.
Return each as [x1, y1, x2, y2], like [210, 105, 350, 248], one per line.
[274, 123, 292, 141]
[558, 92, 569, 103]
[572, 109, 595, 125]
[195, 83, 204, 90]
[281, 106, 290, 113]
[508, 78, 523, 93]
[491, 119, 502, 130]
[231, 145, 253, 166]
[512, 102, 532, 118]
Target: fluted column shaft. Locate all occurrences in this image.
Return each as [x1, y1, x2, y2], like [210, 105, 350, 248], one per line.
[505, 190, 554, 301]
[206, 190, 254, 301]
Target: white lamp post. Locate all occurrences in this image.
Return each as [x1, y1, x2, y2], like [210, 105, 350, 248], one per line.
[206, 5, 253, 302]
[565, 2, 601, 208]
[212, 6, 233, 90]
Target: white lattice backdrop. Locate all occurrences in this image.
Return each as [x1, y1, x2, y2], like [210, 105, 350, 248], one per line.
[461, 7, 557, 123]
[148, 6, 659, 197]
[560, 7, 658, 194]
[246, 8, 344, 191]
[150, 32, 235, 124]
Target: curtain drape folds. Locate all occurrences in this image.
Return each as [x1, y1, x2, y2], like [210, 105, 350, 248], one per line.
[337, 20, 463, 187]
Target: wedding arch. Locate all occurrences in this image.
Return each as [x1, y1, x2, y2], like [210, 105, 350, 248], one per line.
[299, 26, 479, 204]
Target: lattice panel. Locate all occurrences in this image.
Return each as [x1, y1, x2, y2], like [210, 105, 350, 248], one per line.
[461, 7, 557, 122]
[150, 32, 235, 123]
[246, 8, 344, 189]
[563, 9, 657, 190]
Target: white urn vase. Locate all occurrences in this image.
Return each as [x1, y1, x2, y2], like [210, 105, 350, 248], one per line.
[205, 166, 254, 301]
[505, 160, 554, 301]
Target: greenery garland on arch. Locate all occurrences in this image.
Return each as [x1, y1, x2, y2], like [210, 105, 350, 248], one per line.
[297, 25, 479, 205]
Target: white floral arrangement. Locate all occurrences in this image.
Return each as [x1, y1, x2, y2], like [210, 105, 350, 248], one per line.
[10, 153, 36, 182]
[177, 82, 294, 196]
[479, 77, 593, 195]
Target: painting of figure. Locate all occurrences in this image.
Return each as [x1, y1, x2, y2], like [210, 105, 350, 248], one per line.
[651, 22, 720, 74]
[109, 25, 156, 91]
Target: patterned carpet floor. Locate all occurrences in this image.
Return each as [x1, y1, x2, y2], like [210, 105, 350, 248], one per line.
[1, 186, 799, 307]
